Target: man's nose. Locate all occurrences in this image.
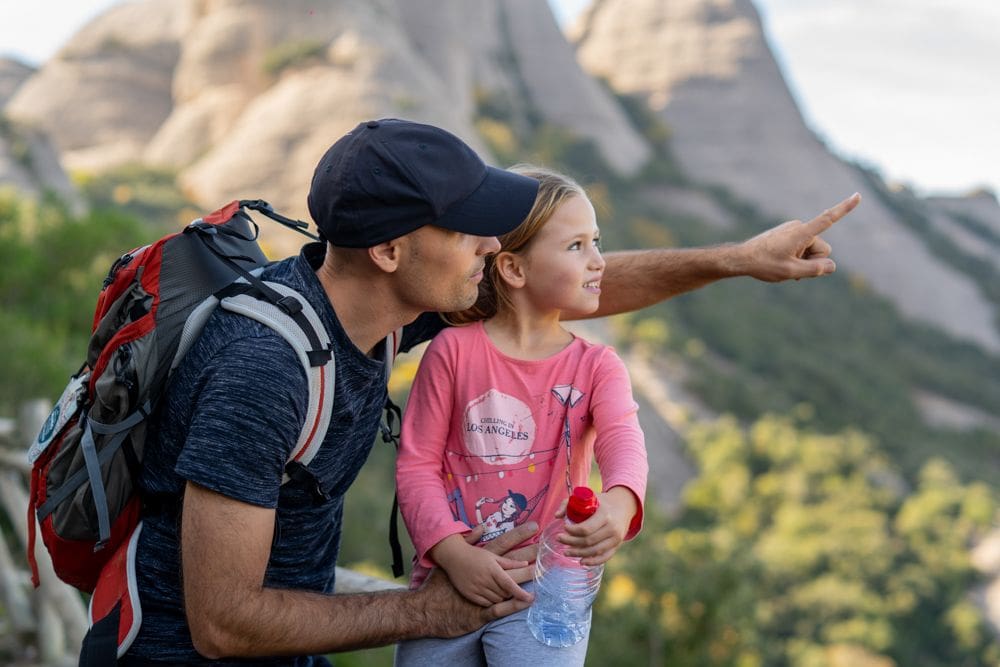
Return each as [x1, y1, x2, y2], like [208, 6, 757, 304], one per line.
[480, 236, 502, 255]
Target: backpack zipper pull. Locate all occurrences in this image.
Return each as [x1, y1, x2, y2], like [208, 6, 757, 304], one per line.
[102, 245, 149, 288]
[103, 251, 135, 288]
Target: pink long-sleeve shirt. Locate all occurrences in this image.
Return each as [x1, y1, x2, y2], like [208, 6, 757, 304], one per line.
[397, 321, 648, 586]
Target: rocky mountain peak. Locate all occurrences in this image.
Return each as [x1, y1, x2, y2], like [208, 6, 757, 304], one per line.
[5, 0, 186, 173]
[0, 58, 34, 108]
[3, 0, 997, 353]
[5, 0, 650, 257]
[573, 0, 1000, 352]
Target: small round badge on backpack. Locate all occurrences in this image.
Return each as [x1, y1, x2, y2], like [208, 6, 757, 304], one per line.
[27, 373, 89, 464]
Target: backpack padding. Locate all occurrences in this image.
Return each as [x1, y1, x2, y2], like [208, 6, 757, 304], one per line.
[171, 268, 268, 372]
[84, 521, 143, 659]
[219, 281, 335, 474]
[171, 295, 222, 373]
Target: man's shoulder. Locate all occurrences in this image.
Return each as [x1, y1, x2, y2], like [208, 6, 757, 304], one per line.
[178, 308, 308, 398]
[195, 256, 314, 368]
[200, 307, 302, 356]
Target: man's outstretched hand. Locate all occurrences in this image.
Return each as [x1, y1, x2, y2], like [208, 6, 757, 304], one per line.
[739, 193, 861, 282]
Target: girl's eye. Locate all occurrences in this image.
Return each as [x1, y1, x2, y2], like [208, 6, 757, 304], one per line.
[594, 237, 602, 250]
[568, 241, 581, 250]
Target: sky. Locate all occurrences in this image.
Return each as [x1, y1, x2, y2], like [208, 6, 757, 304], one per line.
[1, 0, 997, 198]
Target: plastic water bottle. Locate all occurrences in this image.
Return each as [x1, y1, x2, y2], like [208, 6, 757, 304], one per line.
[527, 486, 604, 647]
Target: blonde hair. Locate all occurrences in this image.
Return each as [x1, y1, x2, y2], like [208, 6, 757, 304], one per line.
[446, 164, 587, 325]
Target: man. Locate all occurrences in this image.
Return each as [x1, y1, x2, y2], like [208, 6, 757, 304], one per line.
[123, 119, 859, 665]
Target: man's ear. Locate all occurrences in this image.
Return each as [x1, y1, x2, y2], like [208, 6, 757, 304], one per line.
[495, 251, 526, 289]
[368, 239, 402, 273]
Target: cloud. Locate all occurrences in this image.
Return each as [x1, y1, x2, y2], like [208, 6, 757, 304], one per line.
[756, 0, 1000, 194]
[0, 0, 121, 65]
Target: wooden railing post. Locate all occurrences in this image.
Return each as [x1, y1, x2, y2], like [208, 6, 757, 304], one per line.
[0, 399, 87, 666]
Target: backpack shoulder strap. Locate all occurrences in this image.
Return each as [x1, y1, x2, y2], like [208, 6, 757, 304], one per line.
[219, 284, 402, 479]
[383, 327, 403, 382]
[218, 281, 334, 476]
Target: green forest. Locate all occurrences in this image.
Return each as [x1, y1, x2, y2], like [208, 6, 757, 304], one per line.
[1, 110, 998, 666]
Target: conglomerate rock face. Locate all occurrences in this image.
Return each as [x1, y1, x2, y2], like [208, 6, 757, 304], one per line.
[924, 192, 1000, 271]
[0, 122, 78, 207]
[0, 58, 34, 108]
[5, 0, 186, 173]
[1, 58, 77, 206]
[573, 0, 1000, 352]
[3, 0, 998, 351]
[4, 0, 647, 247]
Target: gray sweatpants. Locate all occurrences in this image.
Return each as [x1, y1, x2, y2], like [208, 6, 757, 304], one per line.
[394, 582, 590, 667]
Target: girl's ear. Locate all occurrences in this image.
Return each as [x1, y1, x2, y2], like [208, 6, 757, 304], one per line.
[495, 251, 526, 289]
[368, 239, 401, 273]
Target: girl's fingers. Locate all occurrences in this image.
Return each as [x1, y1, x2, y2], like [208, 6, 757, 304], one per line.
[573, 537, 620, 564]
[493, 556, 529, 570]
[579, 549, 616, 567]
[565, 532, 621, 557]
[560, 520, 614, 544]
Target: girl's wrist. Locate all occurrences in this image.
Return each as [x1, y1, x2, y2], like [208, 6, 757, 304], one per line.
[601, 486, 638, 533]
[429, 533, 468, 569]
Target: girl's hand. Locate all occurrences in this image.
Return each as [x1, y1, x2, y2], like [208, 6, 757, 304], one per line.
[556, 487, 638, 566]
[430, 533, 529, 606]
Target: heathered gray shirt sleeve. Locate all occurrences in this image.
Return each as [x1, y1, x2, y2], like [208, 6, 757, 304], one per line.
[174, 333, 308, 508]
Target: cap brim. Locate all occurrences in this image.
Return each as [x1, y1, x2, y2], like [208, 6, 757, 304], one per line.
[432, 166, 539, 237]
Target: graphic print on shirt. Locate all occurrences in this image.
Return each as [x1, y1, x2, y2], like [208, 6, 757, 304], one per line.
[463, 388, 535, 464]
[445, 385, 587, 541]
[552, 384, 586, 495]
[475, 490, 532, 542]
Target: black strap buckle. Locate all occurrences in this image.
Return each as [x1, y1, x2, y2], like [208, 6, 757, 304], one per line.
[276, 295, 303, 316]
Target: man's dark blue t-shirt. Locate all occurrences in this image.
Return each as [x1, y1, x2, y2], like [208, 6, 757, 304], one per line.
[128, 243, 445, 665]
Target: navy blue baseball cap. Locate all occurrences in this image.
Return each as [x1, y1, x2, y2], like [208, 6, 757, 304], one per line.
[307, 119, 540, 248]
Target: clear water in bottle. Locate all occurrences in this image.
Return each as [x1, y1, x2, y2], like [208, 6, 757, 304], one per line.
[527, 487, 604, 647]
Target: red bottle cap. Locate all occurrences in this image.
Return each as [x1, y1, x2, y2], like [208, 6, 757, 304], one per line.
[566, 486, 599, 523]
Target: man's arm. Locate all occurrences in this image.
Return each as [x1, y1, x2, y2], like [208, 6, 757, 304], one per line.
[591, 193, 861, 317]
[181, 482, 535, 659]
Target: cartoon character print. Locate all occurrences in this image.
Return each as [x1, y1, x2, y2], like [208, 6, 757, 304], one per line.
[447, 486, 548, 540]
[444, 385, 587, 541]
[475, 490, 529, 542]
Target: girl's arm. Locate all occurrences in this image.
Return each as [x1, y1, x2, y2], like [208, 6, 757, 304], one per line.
[397, 334, 534, 602]
[396, 335, 479, 570]
[559, 349, 648, 565]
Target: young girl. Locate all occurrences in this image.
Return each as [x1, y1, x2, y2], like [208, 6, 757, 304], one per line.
[394, 165, 647, 665]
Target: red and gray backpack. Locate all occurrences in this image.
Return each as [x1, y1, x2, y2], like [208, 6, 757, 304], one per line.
[25, 200, 401, 662]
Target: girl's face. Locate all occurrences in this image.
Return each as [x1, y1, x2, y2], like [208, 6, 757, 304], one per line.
[501, 497, 518, 518]
[520, 195, 605, 317]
